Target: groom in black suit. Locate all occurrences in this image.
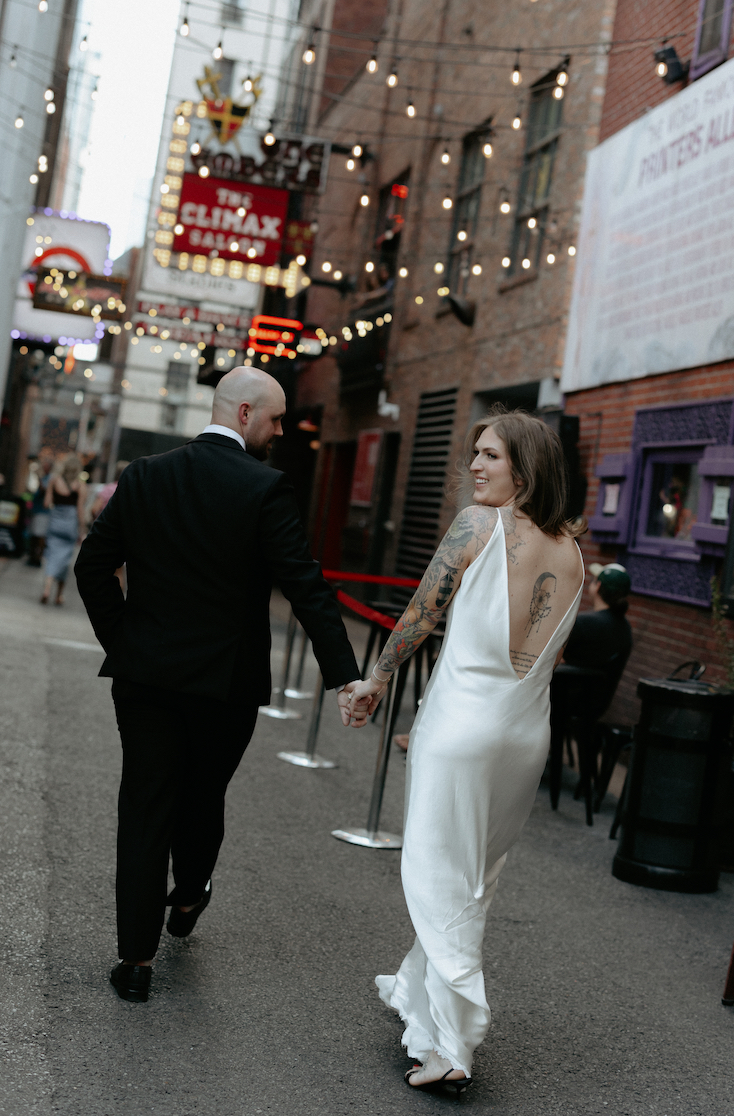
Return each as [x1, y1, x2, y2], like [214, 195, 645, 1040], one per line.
[75, 368, 364, 1002]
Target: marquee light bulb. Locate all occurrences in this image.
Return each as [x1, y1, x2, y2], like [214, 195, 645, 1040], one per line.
[190, 142, 201, 155]
[512, 115, 522, 130]
[174, 223, 184, 235]
[229, 240, 239, 251]
[406, 100, 416, 117]
[352, 144, 362, 157]
[346, 158, 355, 170]
[198, 165, 210, 177]
[79, 35, 88, 51]
[213, 40, 223, 60]
[160, 183, 170, 193]
[482, 142, 493, 158]
[441, 148, 450, 164]
[360, 194, 370, 207]
[302, 43, 316, 65]
[511, 62, 522, 85]
[180, 16, 189, 36]
[387, 70, 398, 87]
[442, 196, 453, 209]
[296, 254, 306, 266]
[366, 54, 378, 74]
[236, 206, 246, 216]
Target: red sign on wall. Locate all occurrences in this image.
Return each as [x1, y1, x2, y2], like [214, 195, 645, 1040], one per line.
[350, 430, 383, 507]
[173, 173, 288, 267]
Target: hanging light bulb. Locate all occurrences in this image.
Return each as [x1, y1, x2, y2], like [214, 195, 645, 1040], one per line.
[502, 256, 511, 267]
[442, 196, 453, 210]
[91, 84, 98, 100]
[553, 85, 564, 100]
[657, 59, 668, 76]
[46, 101, 56, 114]
[38, 155, 48, 172]
[441, 147, 450, 165]
[29, 173, 39, 184]
[512, 114, 522, 130]
[406, 100, 416, 117]
[213, 40, 223, 60]
[264, 126, 276, 145]
[360, 194, 370, 207]
[366, 53, 378, 74]
[546, 252, 556, 264]
[500, 199, 511, 214]
[482, 141, 493, 158]
[346, 158, 355, 171]
[387, 67, 398, 87]
[434, 262, 444, 274]
[79, 34, 88, 51]
[44, 87, 54, 101]
[556, 67, 568, 86]
[511, 54, 522, 85]
[190, 141, 201, 155]
[180, 15, 189, 36]
[14, 113, 24, 129]
[243, 76, 253, 92]
[9, 53, 16, 68]
[198, 165, 210, 177]
[399, 266, 408, 277]
[302, 42, 316, 65]
[457, 230, 467, 241]
[365, 261, 375, 272]
[38, 0, 48, 10]
[567, 245, 576, 256]
[471, 264, 482, 276]
[352, 143, 362, 157]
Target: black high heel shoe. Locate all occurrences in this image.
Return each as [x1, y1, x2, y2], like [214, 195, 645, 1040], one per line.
[405, 1066, 473, 1097]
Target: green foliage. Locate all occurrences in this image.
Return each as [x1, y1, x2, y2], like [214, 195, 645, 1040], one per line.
[710, 576, 734, 691]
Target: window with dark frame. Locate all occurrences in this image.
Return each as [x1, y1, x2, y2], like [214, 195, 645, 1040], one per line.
[447, 129, 488, 296]
[690, 0, 733, 81]
[506, 71, 563, 277]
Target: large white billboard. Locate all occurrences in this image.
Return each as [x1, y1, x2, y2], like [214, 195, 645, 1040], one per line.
[562, 55, 734, 392]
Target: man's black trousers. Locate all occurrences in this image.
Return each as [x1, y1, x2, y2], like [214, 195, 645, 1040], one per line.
[111, 678, 259, 960]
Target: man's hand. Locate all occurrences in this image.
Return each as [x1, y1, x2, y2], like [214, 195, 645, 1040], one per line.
[337, 681, 372, 728]
[339, 675, 389, 727]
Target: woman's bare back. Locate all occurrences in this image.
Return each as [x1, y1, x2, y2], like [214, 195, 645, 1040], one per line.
[488, 509, 582, 678]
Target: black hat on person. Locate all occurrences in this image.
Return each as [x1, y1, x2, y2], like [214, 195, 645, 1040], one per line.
[588, 562, 631, 599]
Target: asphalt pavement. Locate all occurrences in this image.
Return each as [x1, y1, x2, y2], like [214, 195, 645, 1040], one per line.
[0, 554, 732, 1116]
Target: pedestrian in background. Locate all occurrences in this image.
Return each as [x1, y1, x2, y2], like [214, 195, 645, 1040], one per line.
[41, 453, 86, 606]
[26, 447, 55, 567]
[89, 461, 129, 522]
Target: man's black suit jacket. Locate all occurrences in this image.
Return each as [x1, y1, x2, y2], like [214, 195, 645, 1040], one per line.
[74, 432, 358, 703]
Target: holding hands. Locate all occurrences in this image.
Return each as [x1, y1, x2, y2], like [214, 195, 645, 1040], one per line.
[339, 667, 392, 728]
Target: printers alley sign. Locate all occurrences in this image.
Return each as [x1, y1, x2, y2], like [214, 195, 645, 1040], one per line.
[562, 53, 734, 391]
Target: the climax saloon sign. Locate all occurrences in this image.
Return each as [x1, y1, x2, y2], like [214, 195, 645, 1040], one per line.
[562, 53, 734, 391]
[174, 173, 288, 267]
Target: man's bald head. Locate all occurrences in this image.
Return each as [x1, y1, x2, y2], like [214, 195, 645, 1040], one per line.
[211, 367, 286, 460]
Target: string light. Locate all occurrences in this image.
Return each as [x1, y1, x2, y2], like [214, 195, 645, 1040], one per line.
[511, 54, 522, 85]
[302, 41, 316, 65]
[437, 286, 449, 296]
[346, 158, 355, 170]
[546, 253, 556, 264]
[656, 59, 668, 77]
[180, 14, 189, 36]
[174, 223, 184, 234]
[406, 99, 416, 117]
[500, 200, 511, 214]
[213, 39, 223, 60]
[321, 261, 332, 272]
[352, 143, 362, 157]
[387, 66, 398, 87]
[457, 230, 467, 241]
[567, 245, 576, 255]
[527, 217, 537, 228]
[198, 165, 210, 177]
[264, 127, 276, 145]
[399, 266, 408, 277]
[30, 173, 38, 184]
[46, 101, 56, 114]
[79, 35, 88, 51]
[44, 87, 54, 101]
[434, 262, 444, 273]
[91, 84, 98, 100]
[512, 114, 522, 130]
[333, 270, 342, 280]
[482, 141, 493, 158]
[10, 53, 16, 67]
[38, 0, 47, 10]
[365, 261, 374, 272]
[360, 194, 370, 206]
[522, 257, 531, 269]
[243, 76, 253, 91]
[442, 196, 453, 209]
[502, 256, 511, 267]
[296, 253, 306, 265]
[441, 147, 450, 164]
[471, 263, 482, 275]
[38, 155, 47, 172]
[14, 114, 24, 128]
[366, 52, 378, 74]
[553, 85, 564, 100]
[190, 142, 201, 155]
[556, 66, 569, 86]
[415, 296, 423, 304]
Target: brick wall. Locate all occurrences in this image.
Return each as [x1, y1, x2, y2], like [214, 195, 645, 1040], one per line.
[566, 364, 734, 724]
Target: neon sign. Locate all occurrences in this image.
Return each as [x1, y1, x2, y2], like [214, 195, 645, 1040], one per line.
[248, 314, 303, 357]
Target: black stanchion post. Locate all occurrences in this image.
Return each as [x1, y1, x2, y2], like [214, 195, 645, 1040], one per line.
[277, 676, 337, 769]
[260, 611, 302, 720]
[332, 675, 402, 849]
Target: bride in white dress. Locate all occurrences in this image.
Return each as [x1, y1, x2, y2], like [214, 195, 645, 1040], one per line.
[346, 408, 585, 1094]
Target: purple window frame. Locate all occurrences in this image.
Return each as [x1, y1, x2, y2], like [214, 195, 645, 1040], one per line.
[690, 0, 734, 82]
[691, 443, 734, 547]
[630, 446, 706, 561]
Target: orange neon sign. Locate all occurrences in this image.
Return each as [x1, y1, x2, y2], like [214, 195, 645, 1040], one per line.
[248, 314, 303, 357]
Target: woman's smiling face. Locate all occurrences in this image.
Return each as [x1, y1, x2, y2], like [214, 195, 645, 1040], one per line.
[470, 426, 522, 507]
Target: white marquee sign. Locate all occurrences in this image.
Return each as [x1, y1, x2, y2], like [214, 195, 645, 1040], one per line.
[562, 54, 734, 392]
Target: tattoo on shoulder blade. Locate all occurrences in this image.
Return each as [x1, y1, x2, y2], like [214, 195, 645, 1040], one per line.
[502, 509, 526, 565]
[510, 649, 538, 678]
[526, 572, 556, 634]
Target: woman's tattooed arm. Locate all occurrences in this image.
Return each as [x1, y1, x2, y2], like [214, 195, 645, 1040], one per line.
[376, 505, 497, 675]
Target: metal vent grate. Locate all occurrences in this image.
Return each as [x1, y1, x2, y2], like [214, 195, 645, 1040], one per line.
[394, 387, 459, 586]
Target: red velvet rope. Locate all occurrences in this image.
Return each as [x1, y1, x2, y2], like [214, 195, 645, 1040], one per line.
[323, 569, 420, 589]
[336, 590, 397, 631]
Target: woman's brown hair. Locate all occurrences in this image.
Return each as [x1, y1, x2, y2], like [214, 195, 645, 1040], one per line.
[464, 405, 586, 538]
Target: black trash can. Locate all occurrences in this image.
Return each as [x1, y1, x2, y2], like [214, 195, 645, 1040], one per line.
[612, 676, 734, 893]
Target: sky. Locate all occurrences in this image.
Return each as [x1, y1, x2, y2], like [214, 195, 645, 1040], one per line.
[74, 0, 181, 260]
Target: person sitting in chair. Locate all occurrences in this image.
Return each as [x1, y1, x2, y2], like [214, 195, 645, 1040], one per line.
[562, 562, 632, 674]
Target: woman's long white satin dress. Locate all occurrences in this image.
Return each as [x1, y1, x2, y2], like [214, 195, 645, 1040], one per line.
[376, 514, 583, 1076]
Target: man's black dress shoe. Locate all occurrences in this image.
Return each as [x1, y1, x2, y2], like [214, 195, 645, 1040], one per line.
[110, 963, 152, 1003]
[166, 879, 212, 937]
